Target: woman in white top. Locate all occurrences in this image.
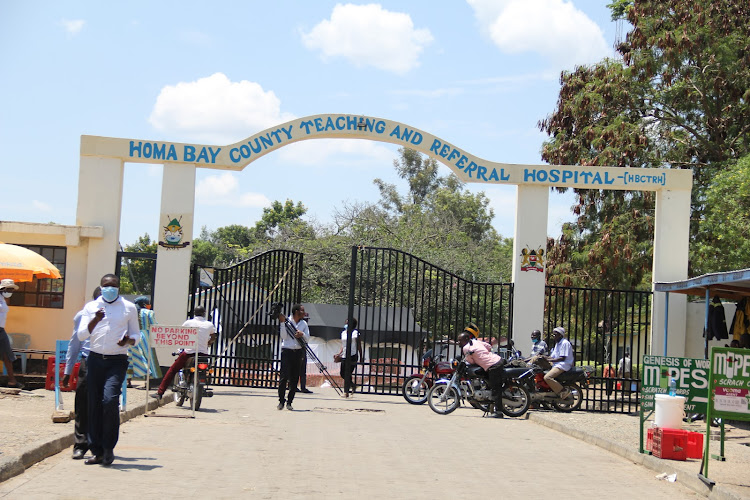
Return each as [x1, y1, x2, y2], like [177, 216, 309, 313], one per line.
[336, 318, 363, 397]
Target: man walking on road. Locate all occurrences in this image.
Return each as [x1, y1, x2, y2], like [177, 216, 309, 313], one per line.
[77, 274, 140, 466]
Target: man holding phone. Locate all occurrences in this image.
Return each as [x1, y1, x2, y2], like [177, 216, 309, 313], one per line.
[77, 274, 140, 466]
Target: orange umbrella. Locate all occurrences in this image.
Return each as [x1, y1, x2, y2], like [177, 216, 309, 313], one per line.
[0, 242, 62, 283]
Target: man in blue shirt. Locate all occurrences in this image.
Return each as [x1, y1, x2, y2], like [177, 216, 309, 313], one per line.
[63, 287, 100, 460]
[544, 326, 574, 399]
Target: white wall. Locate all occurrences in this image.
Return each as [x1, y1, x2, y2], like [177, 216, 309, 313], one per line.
[684, 300, 737, 359]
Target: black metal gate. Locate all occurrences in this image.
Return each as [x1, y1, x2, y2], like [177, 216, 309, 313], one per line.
[544, 285, 652, 413]
[348, 246, 514, 396]
[188, 249, 303, 388]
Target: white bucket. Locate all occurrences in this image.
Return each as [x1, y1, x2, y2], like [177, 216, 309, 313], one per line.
[654, 394, 686, 429]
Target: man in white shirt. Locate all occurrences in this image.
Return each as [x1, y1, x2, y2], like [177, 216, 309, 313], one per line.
[276, 303, 309, 410]
[154, 305, 216, 398]
[335, 317, 363, 398]
[77, 274, 140, 466]
[543, 326, 574, 399]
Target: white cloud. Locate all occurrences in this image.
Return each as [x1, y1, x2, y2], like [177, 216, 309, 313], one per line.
[32, 200, 52, 212]
[466, 0, 610, 68]
[61, 19, 85, 36]
[195, 172, 270, 208]
[301, 3, 433, 75]
[149, 72, 295, 144]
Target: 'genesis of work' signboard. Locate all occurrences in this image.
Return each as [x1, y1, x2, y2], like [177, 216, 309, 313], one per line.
[641, 355, 709, 414]
[150, 325, 198, 350]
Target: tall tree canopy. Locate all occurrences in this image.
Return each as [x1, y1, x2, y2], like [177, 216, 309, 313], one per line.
[539, 0, 750, 288]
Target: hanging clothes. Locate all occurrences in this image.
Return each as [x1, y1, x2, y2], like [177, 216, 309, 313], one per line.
[706, 296, 729, 340]
[730, 298, 749, 341]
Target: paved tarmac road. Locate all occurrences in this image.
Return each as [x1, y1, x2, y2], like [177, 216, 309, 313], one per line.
[0, 387, 699, 500]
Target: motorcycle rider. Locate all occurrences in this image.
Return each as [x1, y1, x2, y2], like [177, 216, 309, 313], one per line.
[457, 331, 505, 418]
[543, 326, 574, 400]
[525, 329, 548, 363]
[153, 305, 216, 400]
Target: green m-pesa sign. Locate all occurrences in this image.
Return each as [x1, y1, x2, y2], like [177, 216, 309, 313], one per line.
[709, 347, 750, 419]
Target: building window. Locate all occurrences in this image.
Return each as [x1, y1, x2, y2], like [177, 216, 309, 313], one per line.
[7, 245, 66, 309]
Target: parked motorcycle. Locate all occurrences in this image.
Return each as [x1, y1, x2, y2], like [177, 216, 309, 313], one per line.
[427, 356, 531, 417]
[523, 363, 592, 412]
[172, 350, 214, 410]
[402, 345, 455, 405]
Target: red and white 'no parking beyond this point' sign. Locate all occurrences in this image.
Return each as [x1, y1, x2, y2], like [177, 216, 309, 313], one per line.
[150, 325, 198, 349]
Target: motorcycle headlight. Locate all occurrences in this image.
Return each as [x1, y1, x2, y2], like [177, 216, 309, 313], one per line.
[451, 358, 459, 369]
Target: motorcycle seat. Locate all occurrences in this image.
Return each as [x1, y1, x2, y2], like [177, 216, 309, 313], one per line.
[556, 366, 587, 382]
[503, 366, 531, 379]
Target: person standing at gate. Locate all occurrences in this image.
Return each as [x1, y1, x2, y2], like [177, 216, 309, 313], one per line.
[276, 303, 309, 410]
[128, 296, 157, 386]
[77, 273, 140, 466]
[335, 317, 362, 398]
[63, 286, 101, 460]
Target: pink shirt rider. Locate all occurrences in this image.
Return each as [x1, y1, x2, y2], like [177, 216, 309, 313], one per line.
[462, 340, 503, 370]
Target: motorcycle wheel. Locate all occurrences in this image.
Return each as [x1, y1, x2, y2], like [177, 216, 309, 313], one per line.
[173, 381, 187, 407]
[551, 382, 583, 412]
[402, 375, 430, 405]
[501, 382, 531, 418]
[427, 384, 460, 415]
[188, 383, 203, 411]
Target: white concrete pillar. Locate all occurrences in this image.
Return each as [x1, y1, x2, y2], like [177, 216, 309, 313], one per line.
[651, 188, 691, 356]
[511, 185, 549, 357]
[76, 156, 124, 296]
[153, 163, 196, 363]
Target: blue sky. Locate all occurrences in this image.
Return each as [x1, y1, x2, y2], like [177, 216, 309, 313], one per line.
[0, 1, 620, 246]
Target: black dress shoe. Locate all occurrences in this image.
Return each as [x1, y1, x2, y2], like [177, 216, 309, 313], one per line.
[300, 388, 313, 394]
[72, 448, 86, 460]
[85, 455, 104, 465]
[102, 450, 115, 466]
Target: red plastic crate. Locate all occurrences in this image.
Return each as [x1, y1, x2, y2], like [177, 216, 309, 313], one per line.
[45, 356, 79, 391]
[646, 427, 654, 451]
[652, 428, 687, 461]
[686, 431, 704, 459]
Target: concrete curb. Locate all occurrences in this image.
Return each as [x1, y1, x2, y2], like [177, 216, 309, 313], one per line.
[0, 393, 174, 484]
[527, 413, 747, 500]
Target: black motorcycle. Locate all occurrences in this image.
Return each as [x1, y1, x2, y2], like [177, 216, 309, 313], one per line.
[171, 350, 213, 410]
[427, 356, 531, 417]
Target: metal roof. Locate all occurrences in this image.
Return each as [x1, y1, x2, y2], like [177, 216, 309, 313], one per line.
[654, 268, 750, 300]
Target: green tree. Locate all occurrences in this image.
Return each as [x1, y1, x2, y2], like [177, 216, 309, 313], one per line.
[539, 0, 750, 287]
[119, 234, 157, 295]
[695, 154, 750, 272]
[254, 200, 308, 238]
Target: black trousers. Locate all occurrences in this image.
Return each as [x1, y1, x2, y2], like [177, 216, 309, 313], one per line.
[341, 354, 358, 394]
[279, 348, 303, 403]
[298, 351, 308, 390]
[73, 357, 88, 451]
[86, 353, 128, 456]
[488, 362, 506, 406]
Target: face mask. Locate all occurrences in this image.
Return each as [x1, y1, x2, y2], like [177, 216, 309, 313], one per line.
[101, 286, 119, 302]
[2, 292, 11, 299]
[532, 338, 539, 344]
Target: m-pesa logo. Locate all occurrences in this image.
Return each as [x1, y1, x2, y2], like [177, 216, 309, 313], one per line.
[713, 351, 750, 380]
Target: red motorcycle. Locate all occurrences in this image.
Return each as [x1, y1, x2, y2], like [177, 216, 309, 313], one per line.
[402, 345, 455, 405]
